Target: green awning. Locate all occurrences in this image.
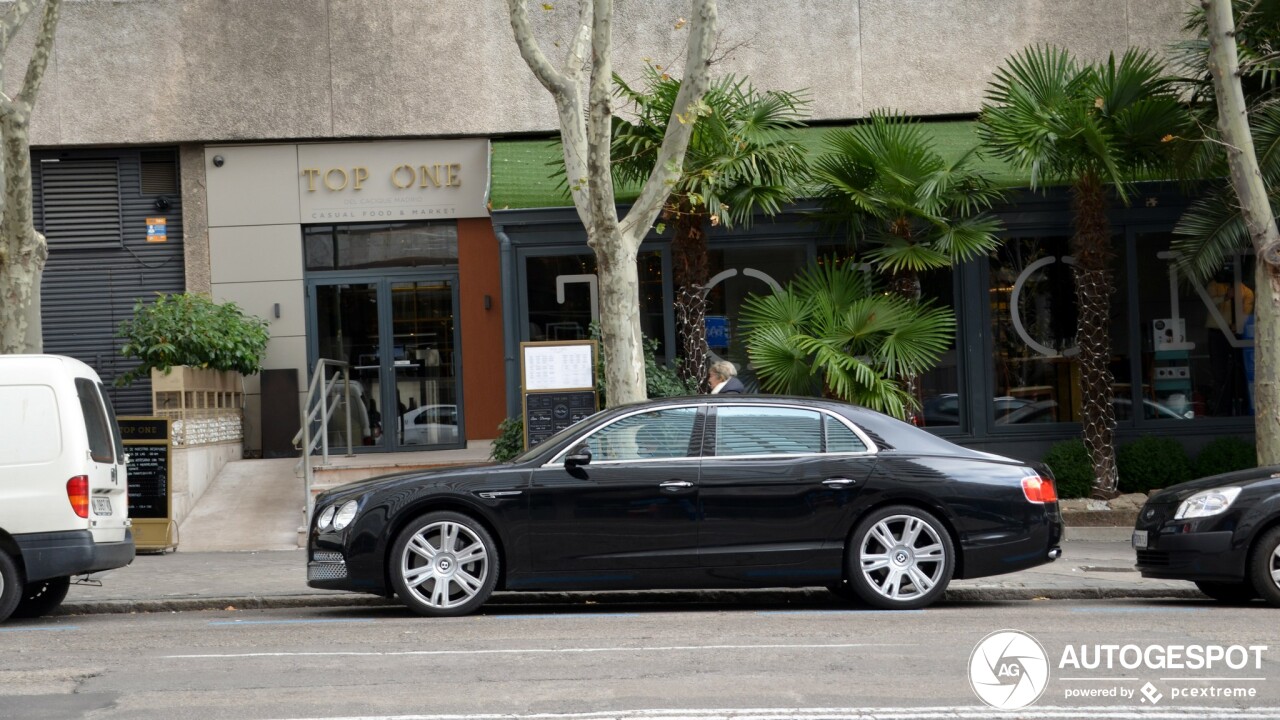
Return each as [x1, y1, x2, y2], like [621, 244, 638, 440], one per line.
[489, 120, 1026, 211]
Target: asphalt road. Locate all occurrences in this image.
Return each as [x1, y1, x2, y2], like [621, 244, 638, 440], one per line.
[2, 597, 1278, 720]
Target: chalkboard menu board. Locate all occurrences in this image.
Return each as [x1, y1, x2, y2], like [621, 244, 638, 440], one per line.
[523, 390, 598, 448]
[119, 418, 170, 521]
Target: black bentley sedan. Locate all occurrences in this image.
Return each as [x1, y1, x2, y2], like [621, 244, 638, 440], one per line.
[1133, 466, 1280, 606]
[308, 396, 1064, 616]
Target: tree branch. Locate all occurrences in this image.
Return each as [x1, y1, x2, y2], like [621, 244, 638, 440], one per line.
[585, 0, 619, 239]
[619, 0, 717, 243]
[0, 0, 36, 52]
[506, 0, 573, 97]
[18, 0, 59, 107]
[563, 0, 591, 84]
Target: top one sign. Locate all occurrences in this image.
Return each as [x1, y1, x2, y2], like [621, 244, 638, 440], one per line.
[522, 341, 595, 391]
[296, 139, 490, 222]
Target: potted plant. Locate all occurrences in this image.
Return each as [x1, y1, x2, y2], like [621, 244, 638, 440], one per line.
[116, 293, 270, 398]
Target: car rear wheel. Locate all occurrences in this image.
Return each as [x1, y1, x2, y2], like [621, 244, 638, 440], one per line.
[847, 505, 954, 610]
[12, 576, 71, 619]
[1249, 526, 1280, 608]
[1195, 580, 1258, 604]
[390, 511, 499, 617]
[0, 551, 22, 623]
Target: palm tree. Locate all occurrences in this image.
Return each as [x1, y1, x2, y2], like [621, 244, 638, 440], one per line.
[611, 67, 810, 391]
[740, 257, 954, 419]
[811, 111, 1005, 301]
[980, 46, 1190, 497]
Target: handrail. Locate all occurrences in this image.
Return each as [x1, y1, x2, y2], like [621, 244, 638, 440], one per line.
[293, 359, 354, 527]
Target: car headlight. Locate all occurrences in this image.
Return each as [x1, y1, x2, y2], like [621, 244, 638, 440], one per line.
[316, 505, 336, 531]
[1175, 487, 1243, 520]
[332, 499, 359, 531]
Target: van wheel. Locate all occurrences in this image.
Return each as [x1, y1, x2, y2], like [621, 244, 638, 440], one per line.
[0, 551, 21, 623]
[12, 576, 71, 619]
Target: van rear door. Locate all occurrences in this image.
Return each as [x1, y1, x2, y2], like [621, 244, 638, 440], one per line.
[74, 378, 130, 542]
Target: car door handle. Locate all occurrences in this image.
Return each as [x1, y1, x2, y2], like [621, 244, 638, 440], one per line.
[477, 490, 523, 499]
[660, 481, 693, 490]
[823, 478, 857, 488]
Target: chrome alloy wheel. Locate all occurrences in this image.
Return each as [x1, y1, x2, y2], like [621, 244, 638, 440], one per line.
[859, 514, 946, 601]
[1272, 545, 1280, 590]
[400, 521, 490, 610]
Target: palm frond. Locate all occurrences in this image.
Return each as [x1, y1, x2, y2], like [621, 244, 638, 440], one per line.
[1172, 188, 1254, 281]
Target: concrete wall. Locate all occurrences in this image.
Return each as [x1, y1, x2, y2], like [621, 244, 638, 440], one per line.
[9, 0, 1191, 148]
[169, 442, 243, 526]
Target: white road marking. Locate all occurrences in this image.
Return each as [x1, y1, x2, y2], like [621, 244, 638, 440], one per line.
[259, 707, 1280, 720]
[165, 642, 909, 660]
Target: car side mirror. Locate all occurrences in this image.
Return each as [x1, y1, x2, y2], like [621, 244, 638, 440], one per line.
[565, 444, 592, 467]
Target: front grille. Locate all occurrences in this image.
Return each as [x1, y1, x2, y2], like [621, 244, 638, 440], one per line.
[309, 550, 348, 581]
[1136, 550, 1170, 567]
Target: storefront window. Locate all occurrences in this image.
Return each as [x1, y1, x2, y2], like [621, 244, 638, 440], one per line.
[705, 244, 808, 389]
[524, 250, 667, 356]
[989, 236, 1129, 426]
[304, 221, 458, 270]
[1135, 233, 1254, 420]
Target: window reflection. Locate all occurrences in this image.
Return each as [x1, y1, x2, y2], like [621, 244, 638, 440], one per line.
[524, 251, 666, 357]
[1135, 233, 1254, 419]
[989, 237, 1129, 426]
[705, 245, 808, 389]
[304, 222, 458, 270]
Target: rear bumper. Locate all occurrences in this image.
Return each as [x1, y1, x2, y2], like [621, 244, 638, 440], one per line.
[15, 529, 135, 583]
[959, 517, 1063, 580]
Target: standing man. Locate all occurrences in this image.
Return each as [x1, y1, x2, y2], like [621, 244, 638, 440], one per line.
[708, 360, 745, 394]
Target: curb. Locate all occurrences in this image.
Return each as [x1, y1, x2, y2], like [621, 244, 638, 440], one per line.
[52, 586, 1209, 617]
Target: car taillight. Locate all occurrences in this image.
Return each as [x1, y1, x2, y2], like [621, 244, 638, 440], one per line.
[1021, 475, 1058, 504]
[67, 475, 89, 518]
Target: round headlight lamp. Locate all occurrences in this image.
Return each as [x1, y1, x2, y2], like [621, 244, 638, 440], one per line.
[333, 500, 359, 531]
[316, 505, 336, 531]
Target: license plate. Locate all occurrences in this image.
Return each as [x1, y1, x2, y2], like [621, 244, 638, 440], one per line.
[92, 497, 112, 516]
[1132, 530, 1148, 549]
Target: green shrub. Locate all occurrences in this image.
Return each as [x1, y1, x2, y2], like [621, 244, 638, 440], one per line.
[1117, 436, 1192, 494]
[1193, 436, 1256, 479]
[490, 416, 525, 463]
[117, 293, 270, 386]
[1042, 439, 1094, 499]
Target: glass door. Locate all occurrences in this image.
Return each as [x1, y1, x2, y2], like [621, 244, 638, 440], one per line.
[388, 278, 460, 449]
[309, 274, 463, 452]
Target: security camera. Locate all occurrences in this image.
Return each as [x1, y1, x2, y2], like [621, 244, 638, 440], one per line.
[212, 155, 225, 167]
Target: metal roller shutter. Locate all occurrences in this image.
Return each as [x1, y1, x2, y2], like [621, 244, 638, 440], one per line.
[36, 148, 186, 414]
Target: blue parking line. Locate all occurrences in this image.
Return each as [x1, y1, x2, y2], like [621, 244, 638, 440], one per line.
[0, 625, 79, 632]
[756, 609, 926, 616]
[208, 618, 377, 626]
[489, 612, 641, 619]
[1070, 607, 1207, 614]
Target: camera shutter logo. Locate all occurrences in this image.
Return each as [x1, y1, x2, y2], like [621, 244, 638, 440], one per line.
[969, 630, 1050, 709]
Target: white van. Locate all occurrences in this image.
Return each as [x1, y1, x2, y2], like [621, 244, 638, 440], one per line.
[0, 355, 135, 622]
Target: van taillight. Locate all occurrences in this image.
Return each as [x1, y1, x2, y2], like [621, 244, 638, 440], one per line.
[67, 476, 89, 518]
[1021, 476, 1058, 504]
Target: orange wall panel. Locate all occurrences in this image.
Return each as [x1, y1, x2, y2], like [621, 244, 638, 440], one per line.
[457, 218, 507, 441]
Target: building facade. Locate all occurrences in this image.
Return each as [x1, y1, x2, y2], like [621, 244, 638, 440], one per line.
[15, 0, 1230, 463]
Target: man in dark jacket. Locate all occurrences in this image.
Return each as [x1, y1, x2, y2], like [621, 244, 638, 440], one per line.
[708, 360, 745, 394]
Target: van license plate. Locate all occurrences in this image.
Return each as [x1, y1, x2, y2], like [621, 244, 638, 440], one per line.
[92, 497, 112, 516]
[1132, 530, 1148, 549]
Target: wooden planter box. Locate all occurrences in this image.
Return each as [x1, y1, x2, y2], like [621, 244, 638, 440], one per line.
[151, 366, 245, 419]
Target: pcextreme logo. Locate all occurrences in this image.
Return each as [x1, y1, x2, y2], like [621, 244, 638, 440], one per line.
[969, 629, 1051, 709]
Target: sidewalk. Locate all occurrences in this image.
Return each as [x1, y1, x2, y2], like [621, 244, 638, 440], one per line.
[57, 540, 1206, 617]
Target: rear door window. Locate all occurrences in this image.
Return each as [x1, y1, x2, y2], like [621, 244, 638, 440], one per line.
[98, 383, 126, 463]
[714, 406, 823, 456]
[75, 378, 115, 464]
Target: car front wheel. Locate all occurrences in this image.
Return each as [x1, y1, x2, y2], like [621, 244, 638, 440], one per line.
[0, 551, 22, 623]
[1249, 526, 1280, 608]
[847, 505, 954, 610]
[12, 576, 71, 619]
[390, 511, 499, 617]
